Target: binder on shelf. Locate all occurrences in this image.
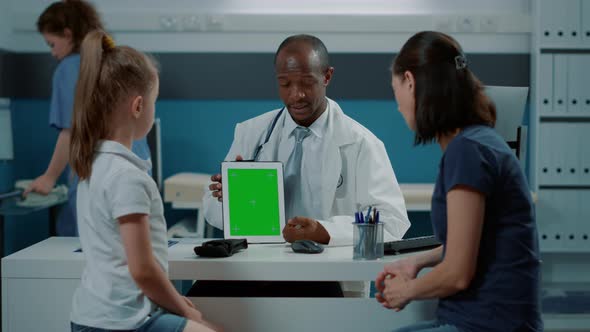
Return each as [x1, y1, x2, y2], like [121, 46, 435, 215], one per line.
[562, 123, 577, 184]
[567, 55, 585, 114]
[538, 123, 555, 185]
[562, 0, 582, 47]
[539, 0, 559, 46]
[582, 0, 590, 47]
[553, 55, 569, 114]
[553, 123, 568, 184]
[580, 124, 590, 183]
[539, 54, 554, 115]
[537, 190, 561, 251]
[583, 56, 590, 114]
[580, 191, 590, 249]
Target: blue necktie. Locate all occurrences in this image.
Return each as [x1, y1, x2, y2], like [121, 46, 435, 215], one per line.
[284, 126, 311, 219]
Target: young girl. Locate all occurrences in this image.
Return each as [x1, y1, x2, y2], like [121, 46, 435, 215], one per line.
[26, 0, 151, 236]
[69, 30, 220, 332]
[376, 31, 542, 332]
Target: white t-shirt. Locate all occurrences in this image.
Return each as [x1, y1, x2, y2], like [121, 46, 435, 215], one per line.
[70, 140, 168, 330]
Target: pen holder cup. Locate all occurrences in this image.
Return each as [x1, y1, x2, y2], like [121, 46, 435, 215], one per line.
[352, 222, 384, 260]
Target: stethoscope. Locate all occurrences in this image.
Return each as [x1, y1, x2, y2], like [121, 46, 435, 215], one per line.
[251, 105, 344, 189]
[252, 107, 285, 161]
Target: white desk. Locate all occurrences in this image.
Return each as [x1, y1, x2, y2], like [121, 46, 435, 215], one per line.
[2, 237, 435, 332]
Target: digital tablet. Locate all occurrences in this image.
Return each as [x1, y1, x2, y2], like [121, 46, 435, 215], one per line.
[221, 161, 286, 243]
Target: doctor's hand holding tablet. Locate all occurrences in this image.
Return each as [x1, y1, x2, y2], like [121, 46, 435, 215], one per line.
[209, 155, 243, 202]
[209, 154, 330, 244]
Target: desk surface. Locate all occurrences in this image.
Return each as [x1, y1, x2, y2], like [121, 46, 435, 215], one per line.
[2, 237, 410, 281]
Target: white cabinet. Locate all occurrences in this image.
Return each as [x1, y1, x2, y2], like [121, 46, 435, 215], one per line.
[533, 1, 590, 328]
[534, 0, 590, 250]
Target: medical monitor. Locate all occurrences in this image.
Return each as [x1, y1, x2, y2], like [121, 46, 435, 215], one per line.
[0, 99, 13, 160]
[221, 161, 286, 243]
[146, 118, 162, 191]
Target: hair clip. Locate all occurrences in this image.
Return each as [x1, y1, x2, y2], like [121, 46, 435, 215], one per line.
[454, 54, 467, 70]
[102, 34, 116, 51]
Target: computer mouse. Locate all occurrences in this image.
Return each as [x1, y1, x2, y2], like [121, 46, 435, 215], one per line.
[291, 240, 324, 254]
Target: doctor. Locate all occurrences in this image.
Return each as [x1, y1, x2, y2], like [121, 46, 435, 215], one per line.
[203, 34, 410, 246]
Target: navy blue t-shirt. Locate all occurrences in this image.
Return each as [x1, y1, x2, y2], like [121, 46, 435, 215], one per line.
[431, 125, 542, 332]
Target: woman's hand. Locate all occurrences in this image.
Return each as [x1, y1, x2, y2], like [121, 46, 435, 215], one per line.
[378, 274, 413, 311]
[24, 174, 57, 196]
[375, 258, 418, 309]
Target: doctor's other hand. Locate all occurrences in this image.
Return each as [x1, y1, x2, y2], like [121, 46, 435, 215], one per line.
[283, 216, 330, 244]
[210, 155, 243, 202]
[23, 173, 57, 196]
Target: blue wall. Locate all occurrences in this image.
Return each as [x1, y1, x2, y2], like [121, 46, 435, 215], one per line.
[5, 98, 441, 254]
[11, 99, 442, 182]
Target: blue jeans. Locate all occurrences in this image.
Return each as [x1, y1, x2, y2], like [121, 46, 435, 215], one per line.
[394, 320, 464, 332]
[71, 310, 187, 332]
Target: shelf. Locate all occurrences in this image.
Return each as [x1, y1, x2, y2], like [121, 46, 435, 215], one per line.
[540, 48, 590, 54]
[540, 115, 590, 122]
[542, 282, 590, 330]
[538, 185, 590, 190]
[539, 247, 590, 254]
[543, 313, 590, 331]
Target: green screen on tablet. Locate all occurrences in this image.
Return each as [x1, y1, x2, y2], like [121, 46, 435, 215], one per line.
[226, 168, 282, 236]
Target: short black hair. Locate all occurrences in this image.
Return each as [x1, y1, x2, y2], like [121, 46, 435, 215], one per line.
[393, 31, 496, 145]
[274, 34, 330, 72]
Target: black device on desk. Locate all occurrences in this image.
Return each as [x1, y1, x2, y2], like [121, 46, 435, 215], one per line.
[291, 239, 324, 254]
[384, 235, 441, 255]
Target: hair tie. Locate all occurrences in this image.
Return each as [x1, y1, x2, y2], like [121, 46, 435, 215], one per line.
[102, 34, 116, 51]
[454, 54, 467, 70]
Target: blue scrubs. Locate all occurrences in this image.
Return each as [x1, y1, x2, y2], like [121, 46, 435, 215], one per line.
[49, 54, 151, 236]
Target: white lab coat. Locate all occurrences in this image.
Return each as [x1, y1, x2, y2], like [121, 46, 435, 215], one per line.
[203, 98, 410, 246]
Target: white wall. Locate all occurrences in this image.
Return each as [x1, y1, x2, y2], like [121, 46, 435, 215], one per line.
[5, 0, 532, 53]
[0, 0, 11, 49]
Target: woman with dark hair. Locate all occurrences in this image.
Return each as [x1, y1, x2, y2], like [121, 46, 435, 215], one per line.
[25, 0, 151, 236]
[375, 31, 542, 332]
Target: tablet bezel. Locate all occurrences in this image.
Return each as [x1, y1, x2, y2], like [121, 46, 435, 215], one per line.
[221, 161, 286, 243]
